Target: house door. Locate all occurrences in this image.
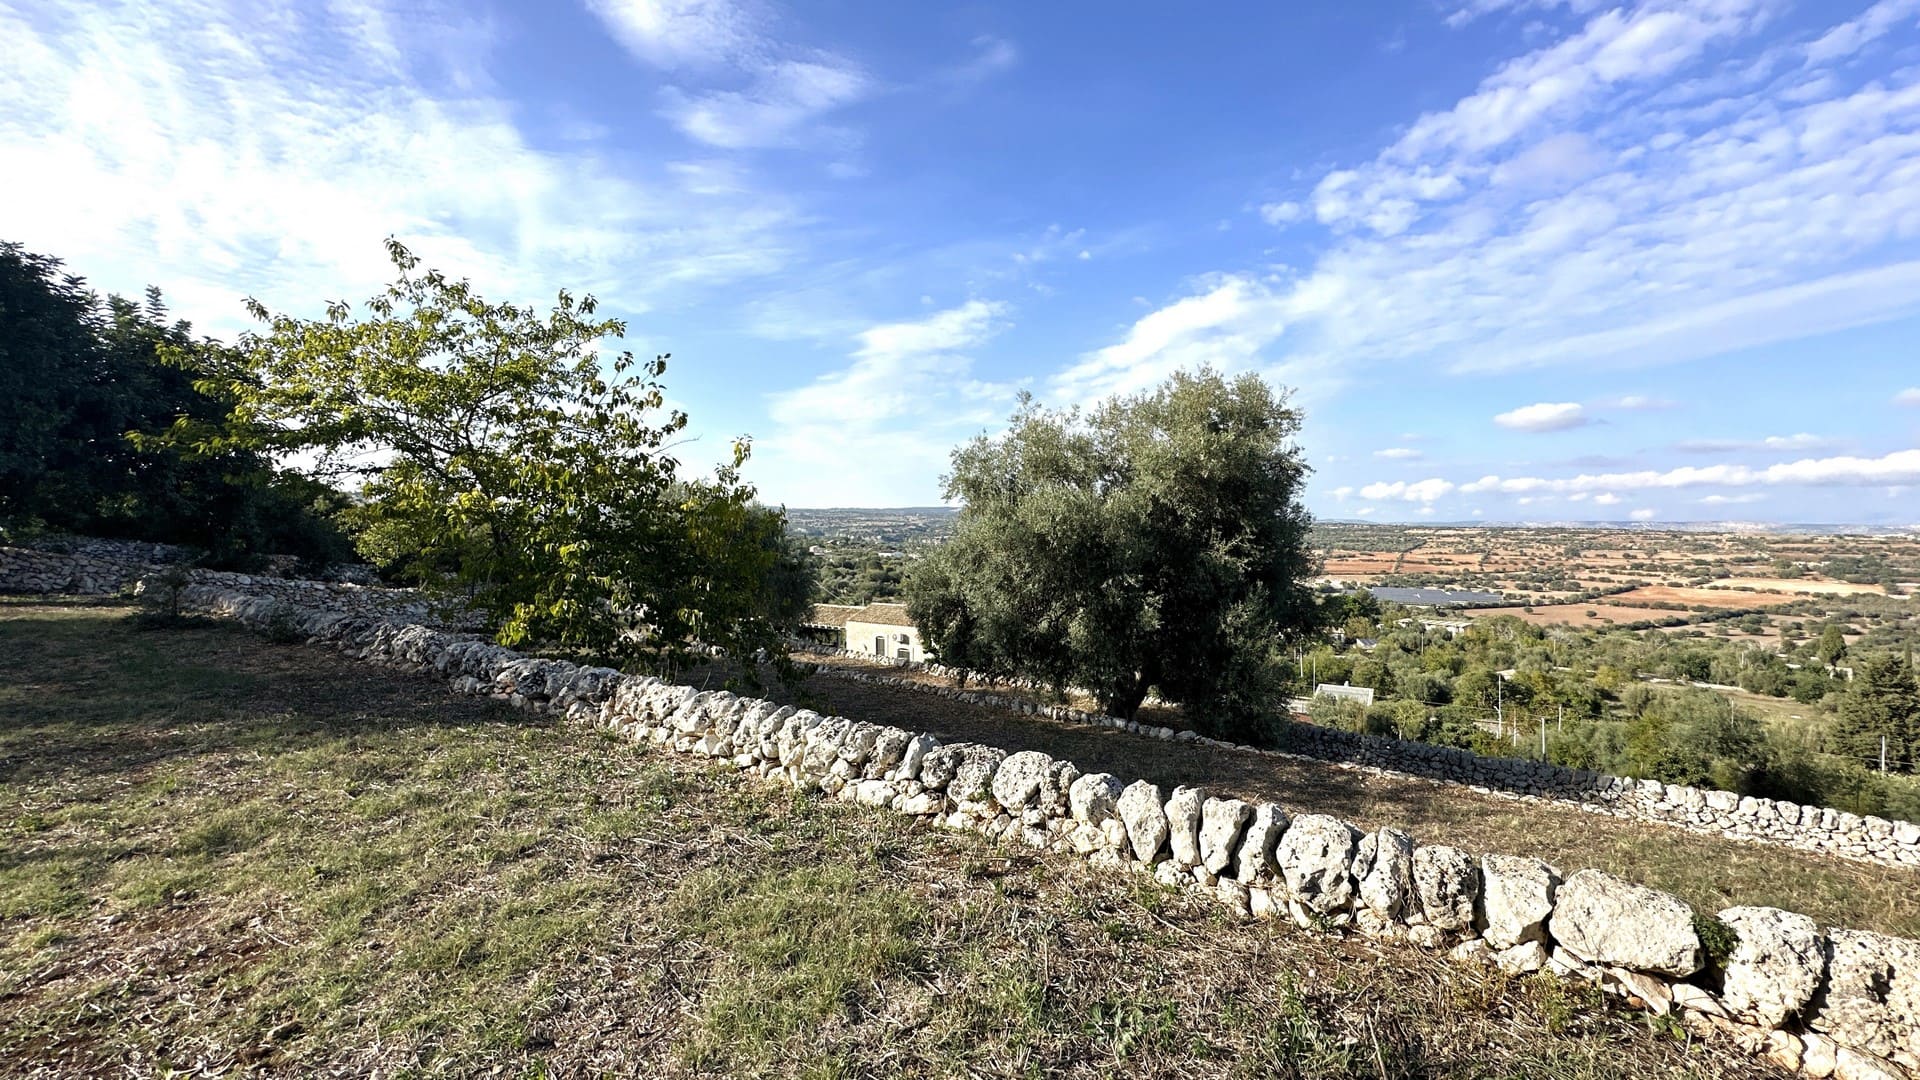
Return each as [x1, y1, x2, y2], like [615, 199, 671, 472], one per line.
[875, 635, 886, 656]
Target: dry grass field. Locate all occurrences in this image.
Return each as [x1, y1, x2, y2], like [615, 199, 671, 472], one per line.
[0, 600, 1797, 1078]
[1466, 604, 1692, 627]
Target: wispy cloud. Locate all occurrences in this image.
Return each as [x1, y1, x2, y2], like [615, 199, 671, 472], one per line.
[1674, 433, 1840, 453]
[1455, 449, 1920, 494]
[1599, 393, 1677, 410]
[1080, 0, 1920, 392]
[587, 0, 871, 149]
[1373, 447, 1424, 460]
[0, 0, 795, 334]
[1494, 402, 1588, 432]
[1895, 387, 1920, 406]
[755, 300, 1019, 504]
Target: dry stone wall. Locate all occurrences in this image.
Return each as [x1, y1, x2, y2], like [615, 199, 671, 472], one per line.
[797, 650, 1920, 871]
[0, 538, 192, 594]
[0, 541, 446, 624]
[184, 583, 1920, 1079]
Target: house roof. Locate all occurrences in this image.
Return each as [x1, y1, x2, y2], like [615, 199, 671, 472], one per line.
[803, 603, 864, 629]
[848, 602, 917, 628]
[1314, 683, 1375, 706]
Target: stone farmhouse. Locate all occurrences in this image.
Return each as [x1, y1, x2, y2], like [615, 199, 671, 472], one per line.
[800, 601, 927, 663]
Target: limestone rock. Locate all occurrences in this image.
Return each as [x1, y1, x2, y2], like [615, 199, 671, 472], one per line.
[1494, 940, 1548, 975]
[1068, 772, 1124, 823]
[1764, 1031, 1804, 1073]
[1234, 804, 1289, 884]
[1548, 869, 1702, 977]
[1198, 797, 1253, 875]
[1811, 928, 1920, 1067]
[1802, 1033, 1839, 1078]
[1479, 854, 1560, 950]
[1164, 786, 1206, 867]
[1610, 968, 1674, 1015]
[946, 745, 1008, 803]
[1276, 814, 1359, 917]
[890, 734, 939, 782]
[1449, 938, 1491, 967]
[1353, 827, 1415, 922]
[1717, 906, 1824, 1029]
[1835, 1047, 1906, 1080]
[1412, 845, 1478, 933]
[1117, 780, 1169, 863]
[991, 750, 1057, 812]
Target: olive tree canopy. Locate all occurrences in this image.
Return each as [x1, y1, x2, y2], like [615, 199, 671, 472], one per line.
[906, 369, 1317, 734]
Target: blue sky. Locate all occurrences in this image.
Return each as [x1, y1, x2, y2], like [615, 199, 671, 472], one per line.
[3, 0, 1920, 524]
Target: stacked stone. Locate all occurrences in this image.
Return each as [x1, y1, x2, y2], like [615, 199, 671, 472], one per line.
[0, 542, 185, 594]
[808, 659, 1920, 871]
[184, 585, 1920, 1079]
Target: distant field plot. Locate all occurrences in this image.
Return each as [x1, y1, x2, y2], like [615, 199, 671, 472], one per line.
[1713, 577, 1895, 597]
[1468, 604, 1697, 627]
[1609, 585, 1793, 609]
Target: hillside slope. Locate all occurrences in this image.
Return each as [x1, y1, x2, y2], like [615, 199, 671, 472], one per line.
[0, 600, 1785, 1077]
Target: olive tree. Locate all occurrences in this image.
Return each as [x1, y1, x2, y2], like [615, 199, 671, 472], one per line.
[906, 369, 1318, 736]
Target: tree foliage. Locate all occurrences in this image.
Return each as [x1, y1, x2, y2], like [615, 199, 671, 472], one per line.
[906, 369, 1318, 734]
[1833, 653, 1920, 771]
[174, 239, 809, 670]
[0, 241, 350, 566]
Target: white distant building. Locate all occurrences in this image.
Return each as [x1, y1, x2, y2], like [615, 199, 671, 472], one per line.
[802, 602, 927, 663]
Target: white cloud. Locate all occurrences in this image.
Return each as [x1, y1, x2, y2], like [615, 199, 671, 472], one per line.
[584, 0, 758, 69]
[1701, 492, 1767, 504]
[941, 34, 1018, 86]
[1600, 393, 1677, 410]
[1676, 433, 1839, 453]
[755, 300, 1016, 503]
[1438, 448, 1920, 497]
[1630, 507, 1657, 521]
[1259, 201, 1304, 226]
[587, 0, 871, 149]
[1896, 387, 1920, 406]
[1805, 0, 1920, 65]
[658, 58, 869, 149]
[1086, 0, 1920, 391]
[1593, 492, 1623, 505]
[1358, 478, 1456, 503]
[1331, 485, 1355, 500]
[0, 0, 797, 338]
[1373, 447, 1424, 460]
[1494, 401, 1588, 432]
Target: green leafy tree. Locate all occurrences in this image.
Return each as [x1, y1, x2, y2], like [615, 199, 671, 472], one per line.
[905, 369, 1318, 735]
[1832, 654, 1920, 772]
[172, 239, 804, 669]
[1816, 624, 1849, 666]
[1, 241, 350, 565]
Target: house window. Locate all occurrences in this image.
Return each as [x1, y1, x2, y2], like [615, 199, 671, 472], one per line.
[874, 635, 886, 655]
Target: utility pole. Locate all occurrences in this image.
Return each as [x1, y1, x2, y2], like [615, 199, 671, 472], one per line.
[1539, 716, 1547, 760]
[1883, 736, 1890, 776]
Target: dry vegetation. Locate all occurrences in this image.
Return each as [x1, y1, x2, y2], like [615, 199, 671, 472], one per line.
[736, 653, 1920, 940]
[0, 600, 1805, 1078]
